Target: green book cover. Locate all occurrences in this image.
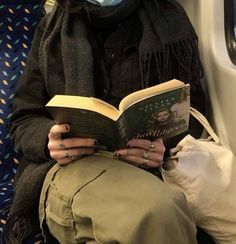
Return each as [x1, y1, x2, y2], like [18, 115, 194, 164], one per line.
[46, 79, 190, 151]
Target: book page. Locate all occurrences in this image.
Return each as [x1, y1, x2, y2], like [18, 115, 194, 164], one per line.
[46, 95, 121, 121]
[119, 79, 185, 112]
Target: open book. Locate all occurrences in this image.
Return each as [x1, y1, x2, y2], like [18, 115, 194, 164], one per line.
[46, 79, 190, 150]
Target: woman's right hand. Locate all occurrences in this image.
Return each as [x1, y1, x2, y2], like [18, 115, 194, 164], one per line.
[48, 124, 98, 165]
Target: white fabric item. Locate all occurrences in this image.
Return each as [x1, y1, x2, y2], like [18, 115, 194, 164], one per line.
[162, 107, 236, 244]
[86, 0, 122, 6]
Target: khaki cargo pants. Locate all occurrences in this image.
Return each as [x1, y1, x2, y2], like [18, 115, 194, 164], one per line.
[39, 153, 197, 244]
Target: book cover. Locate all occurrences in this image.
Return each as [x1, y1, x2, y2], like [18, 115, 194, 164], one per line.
[46, 80, 190, 151]
[120, 86, 189, 139]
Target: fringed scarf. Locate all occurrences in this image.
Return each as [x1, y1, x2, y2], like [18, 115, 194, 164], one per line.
[4, 0, 204, 243]
[39, 0, 203, 96]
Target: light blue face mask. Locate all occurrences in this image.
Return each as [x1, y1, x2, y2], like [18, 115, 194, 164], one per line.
[86, 0, 122, 7]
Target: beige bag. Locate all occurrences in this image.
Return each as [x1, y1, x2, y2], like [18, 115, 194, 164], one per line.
[162, 107, 236, 244]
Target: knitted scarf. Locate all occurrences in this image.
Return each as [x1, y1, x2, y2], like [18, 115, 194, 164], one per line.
[39, 0, 203, 96]
[4, 0, 204, 243]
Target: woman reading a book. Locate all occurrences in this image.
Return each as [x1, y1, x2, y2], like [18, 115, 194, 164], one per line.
[4, 0, 206, 243]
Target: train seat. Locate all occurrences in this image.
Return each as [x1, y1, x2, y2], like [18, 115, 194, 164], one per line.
[0, 1, 45, 243]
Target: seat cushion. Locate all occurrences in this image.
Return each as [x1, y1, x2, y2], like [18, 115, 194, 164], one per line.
[0, 1, 44, 180]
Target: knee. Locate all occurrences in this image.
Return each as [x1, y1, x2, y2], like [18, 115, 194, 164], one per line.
[161, 186, 187, 210]
[131, 186, 197, 244]
[141, 185, 189, 222]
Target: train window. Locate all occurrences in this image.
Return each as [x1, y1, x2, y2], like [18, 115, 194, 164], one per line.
[234, 0, 236, 38]
[225, 0, 236, 64]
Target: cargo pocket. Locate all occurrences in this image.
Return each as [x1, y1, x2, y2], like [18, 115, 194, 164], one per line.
[46, 183, 73, 227]
[39, 163, 75, 243]
[44, 182, 76, 243]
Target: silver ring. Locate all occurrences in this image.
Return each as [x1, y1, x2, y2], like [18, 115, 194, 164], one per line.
[149, 143, 155, 152]
[143, 150, 149, 160]
[142, 158, 149, 166]
[64, 149, 69, 159]
[59, 138, 65, 148]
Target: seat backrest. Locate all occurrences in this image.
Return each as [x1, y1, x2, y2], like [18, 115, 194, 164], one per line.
[0, 0, 44, 180]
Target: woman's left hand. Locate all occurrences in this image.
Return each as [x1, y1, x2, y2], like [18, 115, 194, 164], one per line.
[114, 138, 165, 168]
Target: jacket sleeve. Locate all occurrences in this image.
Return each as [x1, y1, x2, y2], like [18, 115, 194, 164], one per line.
[10, 16, 55, 163]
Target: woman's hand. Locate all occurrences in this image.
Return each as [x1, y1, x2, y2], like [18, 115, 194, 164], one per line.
[114, 138, 165, 168]
[48, 124, 98, 165]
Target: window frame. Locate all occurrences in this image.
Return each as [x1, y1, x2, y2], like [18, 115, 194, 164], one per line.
[224, 0, 236, 65]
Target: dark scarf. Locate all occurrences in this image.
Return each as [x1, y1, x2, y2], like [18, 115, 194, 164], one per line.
[39, 0, 202, 96]
[4, 0, 204, 243]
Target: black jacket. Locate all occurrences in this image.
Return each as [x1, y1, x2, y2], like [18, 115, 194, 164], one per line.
[11, 15, 206, 177]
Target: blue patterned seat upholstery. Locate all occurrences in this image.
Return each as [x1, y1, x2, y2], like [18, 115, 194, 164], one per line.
[0, 1, 44, 243]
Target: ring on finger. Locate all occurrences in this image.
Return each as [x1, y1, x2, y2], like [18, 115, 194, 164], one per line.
[141, 158, 149, 166]
[149, 143, 155, 152]
[59, 138, 65, 148]
[143, 150, 150, 160]
[64, 148, 70, 159]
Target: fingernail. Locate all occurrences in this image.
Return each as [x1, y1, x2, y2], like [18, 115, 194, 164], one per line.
[113, 152, 121, 158]
[65, 125, 70, 131]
